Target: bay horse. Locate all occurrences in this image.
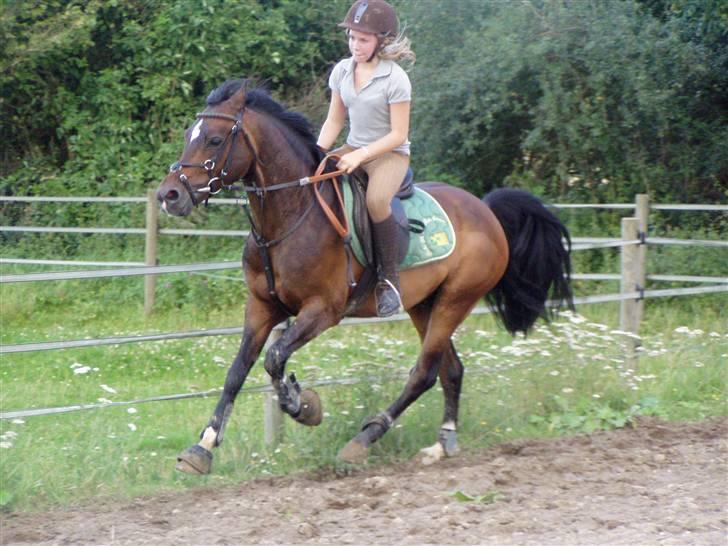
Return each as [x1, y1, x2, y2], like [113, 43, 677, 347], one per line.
[156, 79, 573, 474]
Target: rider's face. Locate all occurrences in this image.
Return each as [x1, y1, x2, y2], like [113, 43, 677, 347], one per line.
[348, 30, 378, 64]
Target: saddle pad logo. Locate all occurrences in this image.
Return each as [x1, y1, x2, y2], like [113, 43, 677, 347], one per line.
[430, 231, 450, 247]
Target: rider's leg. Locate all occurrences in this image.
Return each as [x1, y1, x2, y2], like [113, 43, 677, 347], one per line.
[362, 151, 410, 317]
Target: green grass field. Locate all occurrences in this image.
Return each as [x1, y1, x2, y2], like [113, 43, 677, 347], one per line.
[1, 273, 726, 513]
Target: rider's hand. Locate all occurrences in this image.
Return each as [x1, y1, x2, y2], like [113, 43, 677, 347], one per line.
[337, 148, 369, 173]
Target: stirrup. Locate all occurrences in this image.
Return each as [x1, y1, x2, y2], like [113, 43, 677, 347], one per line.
[375, 278, 402, 317]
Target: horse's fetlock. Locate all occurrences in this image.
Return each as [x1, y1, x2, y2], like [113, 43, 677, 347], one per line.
[438, 426, 458, 456]
[277, 373, 302, 416]
[360, 412, 393, 444]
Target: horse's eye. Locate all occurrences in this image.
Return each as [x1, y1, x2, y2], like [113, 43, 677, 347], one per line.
[209, 137, 223, 147]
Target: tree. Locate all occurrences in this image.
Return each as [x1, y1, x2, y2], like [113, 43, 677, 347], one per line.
[402, 0, 726, 203]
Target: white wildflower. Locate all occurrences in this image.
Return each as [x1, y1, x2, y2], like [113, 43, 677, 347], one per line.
[100, 384, 117, 394]
[127, 408, 137, 414]
[128, 423, 137, 432]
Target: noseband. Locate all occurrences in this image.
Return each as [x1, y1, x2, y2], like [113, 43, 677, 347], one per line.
[169, 110, 260, 205]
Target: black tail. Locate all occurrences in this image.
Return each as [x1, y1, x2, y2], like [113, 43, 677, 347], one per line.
[483, 188, 574, 336]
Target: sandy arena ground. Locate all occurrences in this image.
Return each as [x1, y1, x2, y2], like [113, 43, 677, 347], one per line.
[2, 416, 726, 545]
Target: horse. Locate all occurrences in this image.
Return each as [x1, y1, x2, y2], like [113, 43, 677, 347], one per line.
[156, 79, 573, 475]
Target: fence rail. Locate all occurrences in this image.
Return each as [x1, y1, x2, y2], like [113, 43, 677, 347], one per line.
[2, 193, 726, 434]
[3, 194, 726, 211]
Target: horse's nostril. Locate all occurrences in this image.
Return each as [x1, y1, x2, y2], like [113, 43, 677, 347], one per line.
[166, 189, 179, 202]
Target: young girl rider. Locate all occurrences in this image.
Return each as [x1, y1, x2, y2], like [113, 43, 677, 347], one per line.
[317, 0, 415, 317]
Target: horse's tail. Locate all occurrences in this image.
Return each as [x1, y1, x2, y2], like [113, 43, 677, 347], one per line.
[483, 188, 574, 336]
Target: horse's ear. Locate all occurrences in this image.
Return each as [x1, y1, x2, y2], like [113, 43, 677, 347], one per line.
[228, 84, 248, 113]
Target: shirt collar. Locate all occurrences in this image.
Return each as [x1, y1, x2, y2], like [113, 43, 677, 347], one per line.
[342, 57, 394, 80]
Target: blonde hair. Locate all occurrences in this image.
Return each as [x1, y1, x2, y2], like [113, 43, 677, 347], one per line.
[379, 32, 415, 64]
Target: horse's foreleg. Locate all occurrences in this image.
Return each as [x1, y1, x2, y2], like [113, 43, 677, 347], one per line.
[176, 300, 282, 475]
[263, 302, 339, 426]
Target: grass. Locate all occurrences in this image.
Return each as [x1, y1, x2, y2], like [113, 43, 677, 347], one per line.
[0, 272, 726, 513]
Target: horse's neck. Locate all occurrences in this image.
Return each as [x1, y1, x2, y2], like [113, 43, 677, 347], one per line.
[247, 121, 319, 241]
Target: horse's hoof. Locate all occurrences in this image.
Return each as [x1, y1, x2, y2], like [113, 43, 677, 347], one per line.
[175, 444, 213, 475]
[294, 389, 323, 427]
[417, 442, 446, 466]
[337, 439, 369, 465]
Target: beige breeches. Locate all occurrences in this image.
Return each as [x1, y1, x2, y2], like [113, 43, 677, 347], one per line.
[335, 144, 410, 222]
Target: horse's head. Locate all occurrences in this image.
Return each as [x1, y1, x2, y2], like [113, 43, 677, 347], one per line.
[157, 80, 256, 216]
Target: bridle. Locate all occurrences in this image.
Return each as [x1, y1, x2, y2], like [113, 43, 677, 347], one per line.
[169, 108, 346, 205]
[168, 110, 259, 205]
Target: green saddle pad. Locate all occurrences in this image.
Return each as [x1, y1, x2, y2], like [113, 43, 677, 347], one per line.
[342, 182, 456, 270]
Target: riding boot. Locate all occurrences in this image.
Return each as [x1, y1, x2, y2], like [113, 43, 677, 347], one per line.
[372, 214, 403, 317]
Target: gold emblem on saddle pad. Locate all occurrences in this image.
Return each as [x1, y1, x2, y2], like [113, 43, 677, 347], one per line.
[430, 231, 450, 246]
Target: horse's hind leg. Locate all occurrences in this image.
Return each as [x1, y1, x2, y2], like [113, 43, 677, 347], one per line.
[401, 304, 464, 464]
[418, 341, 463, 465]
[338, 300, 468, 464]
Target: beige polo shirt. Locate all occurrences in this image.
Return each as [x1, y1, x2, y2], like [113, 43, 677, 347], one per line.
[329, 57, 411, 155]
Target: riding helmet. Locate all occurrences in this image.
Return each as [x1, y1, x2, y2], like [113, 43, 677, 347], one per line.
[339, 0, 398, 37]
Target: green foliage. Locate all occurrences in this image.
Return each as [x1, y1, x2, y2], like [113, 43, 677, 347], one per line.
[1, 0, 349, 191]
[450, 489, 504, 504]
[2, 0, 725, 266]
[402, 0, 727, 202]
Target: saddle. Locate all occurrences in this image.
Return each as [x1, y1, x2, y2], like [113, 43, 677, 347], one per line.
[348, 167, 418, 267]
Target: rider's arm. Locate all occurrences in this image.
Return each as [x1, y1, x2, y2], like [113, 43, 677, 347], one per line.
[317, 91, 347, 151]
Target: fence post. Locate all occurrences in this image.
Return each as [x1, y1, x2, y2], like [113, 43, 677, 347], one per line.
[635, 194, 649, 326]
[144, 190, 159, 316]
[263, 323, 285, 446]
[620, 217, 641, 367]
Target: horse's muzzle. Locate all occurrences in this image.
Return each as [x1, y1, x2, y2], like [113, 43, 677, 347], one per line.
[157, 176, 194, 216]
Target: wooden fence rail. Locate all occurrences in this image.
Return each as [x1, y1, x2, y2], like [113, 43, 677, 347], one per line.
[2, 193, 727, 441]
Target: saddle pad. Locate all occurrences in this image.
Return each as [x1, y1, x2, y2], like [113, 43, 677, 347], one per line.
[342, 182, 456, 270]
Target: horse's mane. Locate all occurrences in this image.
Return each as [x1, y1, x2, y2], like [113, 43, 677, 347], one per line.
[206, 79, 322, 165]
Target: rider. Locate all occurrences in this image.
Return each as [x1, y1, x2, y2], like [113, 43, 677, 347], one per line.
[317, 0, 415, 317]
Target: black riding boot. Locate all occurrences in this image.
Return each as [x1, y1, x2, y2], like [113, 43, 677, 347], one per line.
[372, 214, 403, 317]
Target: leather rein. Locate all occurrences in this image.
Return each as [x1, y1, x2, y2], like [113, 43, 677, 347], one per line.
[169, 108, 356, 313]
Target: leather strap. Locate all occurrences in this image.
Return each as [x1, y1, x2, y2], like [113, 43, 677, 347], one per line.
[312, 155, 350, 238]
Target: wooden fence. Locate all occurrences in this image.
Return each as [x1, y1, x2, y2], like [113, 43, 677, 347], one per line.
[1, 193, 726, 440]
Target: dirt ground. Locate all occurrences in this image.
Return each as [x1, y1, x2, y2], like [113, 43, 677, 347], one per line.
[2, 417, 726, 546]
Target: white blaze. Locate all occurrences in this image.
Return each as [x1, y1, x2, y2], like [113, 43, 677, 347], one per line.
[190, 119, 203, 143]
